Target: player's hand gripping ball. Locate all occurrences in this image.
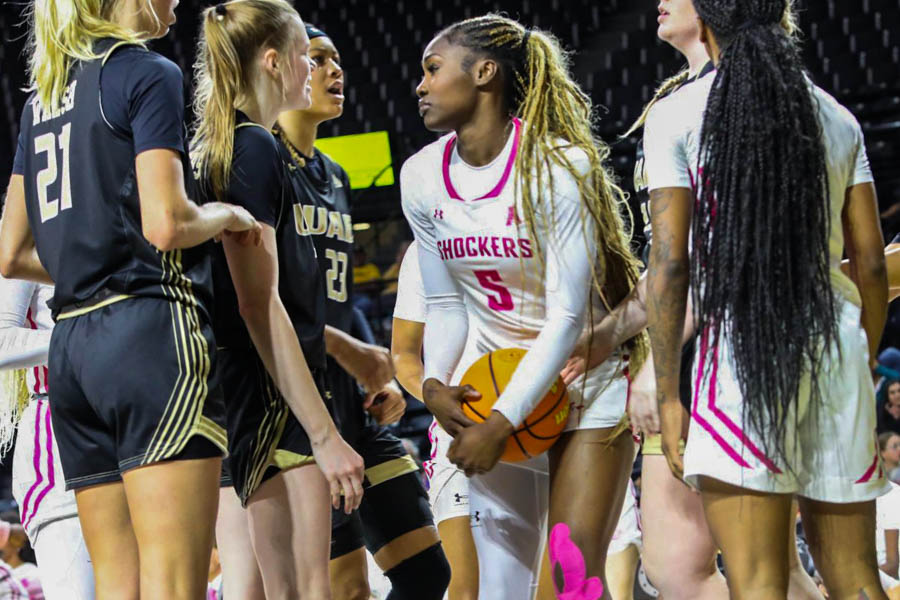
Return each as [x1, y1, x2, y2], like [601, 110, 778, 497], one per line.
[459, 348, 569, 462]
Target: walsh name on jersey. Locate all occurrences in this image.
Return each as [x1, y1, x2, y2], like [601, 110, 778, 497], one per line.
[294, 204, 354, 243]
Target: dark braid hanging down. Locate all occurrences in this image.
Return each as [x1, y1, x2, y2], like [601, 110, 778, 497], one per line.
[691, 0, 836, 464]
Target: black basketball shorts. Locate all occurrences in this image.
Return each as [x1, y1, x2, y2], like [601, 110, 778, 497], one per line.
[219, 346, 325, 505]
[50, 297, 227, 490]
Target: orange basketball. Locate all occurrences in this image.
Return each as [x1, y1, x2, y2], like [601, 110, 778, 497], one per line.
[459, 348, 569, 463]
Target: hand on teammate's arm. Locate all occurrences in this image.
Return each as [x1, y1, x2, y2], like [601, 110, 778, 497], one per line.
[363, 380, 407, 425]
[223, 227, 364, 513]
[135, 149, 261, 251]
[646, 187, 693, 479]
[0, 177, 53, 284]
[325, 325, 396, 393]
[842, 182, 888, 367]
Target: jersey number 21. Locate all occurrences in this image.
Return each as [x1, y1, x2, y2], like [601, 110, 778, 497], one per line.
[34, 123, 73, 223]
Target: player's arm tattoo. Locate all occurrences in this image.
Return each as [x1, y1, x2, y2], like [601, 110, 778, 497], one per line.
[646, 187, 692, 404]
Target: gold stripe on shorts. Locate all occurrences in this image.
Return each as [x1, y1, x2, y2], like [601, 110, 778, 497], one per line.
[56, 294, 133, 320]
[272, 449, 316, 471]
[241, 364, 289, 504]
[144, 250, 215, 464]
[365, 455, 419, 487]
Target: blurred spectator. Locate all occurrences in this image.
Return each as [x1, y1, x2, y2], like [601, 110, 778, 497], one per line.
[881, 433, 900, 483]
[0, 513, 39, 600]
[380, 241, 412, 298]
[352, 248, 381, 316]
[352, 248, 381, 285]
[881, 381, 900, 435]
[877, 482, 900, 595]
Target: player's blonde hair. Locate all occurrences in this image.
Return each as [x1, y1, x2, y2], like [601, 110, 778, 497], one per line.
[438, 15, 649, 372]
[0, 370, 29, 456]
[25, 0, 152, 111]
[190, 0, 302, 200]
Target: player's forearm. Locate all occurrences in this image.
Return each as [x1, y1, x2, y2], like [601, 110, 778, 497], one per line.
[0, 327, 52, 370]
[394, 353, 425, 401]
[647, 245, 689, 401]
[855, 254, 888, 364]
[494, 312, 583, 428]
[163, 201, 238, 251]
[423, 298, 468, 384]
[324, 325, 363, 366]
[0, 249, 52, 285]
[241, 296, 337, 444]
[589, 276, 648, 353]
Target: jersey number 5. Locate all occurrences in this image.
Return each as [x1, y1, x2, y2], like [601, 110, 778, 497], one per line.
[325, 248, 348, 302]
[474, 269, 514, 311]
[34, 124, 73, 223]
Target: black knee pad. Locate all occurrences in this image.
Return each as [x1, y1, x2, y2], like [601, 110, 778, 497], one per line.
[384, 542, 451, 600]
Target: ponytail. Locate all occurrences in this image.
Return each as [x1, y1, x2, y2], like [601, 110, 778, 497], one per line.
[190, 0, 301, 200]
[26, 0, 145, 110]
[439, 15, 649, 374]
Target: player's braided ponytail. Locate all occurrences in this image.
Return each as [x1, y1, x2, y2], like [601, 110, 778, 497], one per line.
[191, 0, 301, 200]
[691, 0, 835, 464]
[439, 15, 648, 371]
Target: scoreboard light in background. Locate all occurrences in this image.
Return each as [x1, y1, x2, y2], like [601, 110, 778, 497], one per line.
[314, 131, 394, 190]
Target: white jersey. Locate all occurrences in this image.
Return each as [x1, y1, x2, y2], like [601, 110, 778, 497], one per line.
[877, 482, 900, 565]
[0, 277, 52, 394]
[402, 118, 625, 428]
[643, 71, 874, 302]
[0, 277, 79, 539]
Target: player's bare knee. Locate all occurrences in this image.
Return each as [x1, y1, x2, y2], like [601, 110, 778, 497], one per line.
[331, 576, 370, 600]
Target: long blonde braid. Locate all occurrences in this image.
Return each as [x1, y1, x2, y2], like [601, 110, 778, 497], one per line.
[438, 15, 649, 373]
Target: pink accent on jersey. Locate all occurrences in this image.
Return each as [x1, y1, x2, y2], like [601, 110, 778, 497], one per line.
[436, 236, 533, 261]
[23, 400, 55, 531]
[19, 401, 45, 532]
[548, 523, 604, 600]
[856, 432, 881, 484]
[423, 420, 438, 486]
[693, 330, 782, 473]
[23, 309, 48, 395]
[441, 118, 521, 202]
[705, 344, 782, 474]
[692, 331, 753, 469]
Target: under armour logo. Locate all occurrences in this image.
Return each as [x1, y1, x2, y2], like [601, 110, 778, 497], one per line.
[454, 492, 467, 504]
[473, 511, 481, 522]
[434, 208, 444, 219]
[506, 205, 520, 226]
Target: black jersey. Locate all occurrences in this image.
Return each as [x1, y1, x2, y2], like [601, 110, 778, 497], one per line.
[277, 141, 355, 335]
[15, 40, 212, 319]
[208, 113, 327, 370]
[634, 61, 715, 265]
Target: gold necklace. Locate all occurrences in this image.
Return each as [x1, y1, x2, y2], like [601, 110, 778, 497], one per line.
[275, 126, 307, 168]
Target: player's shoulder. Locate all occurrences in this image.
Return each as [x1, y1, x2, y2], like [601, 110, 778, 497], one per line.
[235, 121, 279, 158]
[316, 149, 349, 180]
[647, 70, 712, 129]
[811, 82, 863, 138]
[401, 133, 454, 183]
[104, 44, 182, 84]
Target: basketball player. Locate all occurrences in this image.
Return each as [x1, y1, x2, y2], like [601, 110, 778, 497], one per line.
[404, 19, 648, 596]
[393, 240, 482, 600]
[190, 2, 364, 598]
[0, 275, 93, 600]
[645, 0, 889, 596]
[273, 24, 449, 600]
[563, 1, 820, 598]
[0, 0, 263, 595]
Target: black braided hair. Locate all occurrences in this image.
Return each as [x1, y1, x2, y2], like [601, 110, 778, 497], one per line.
[691, 0, 836, 465]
